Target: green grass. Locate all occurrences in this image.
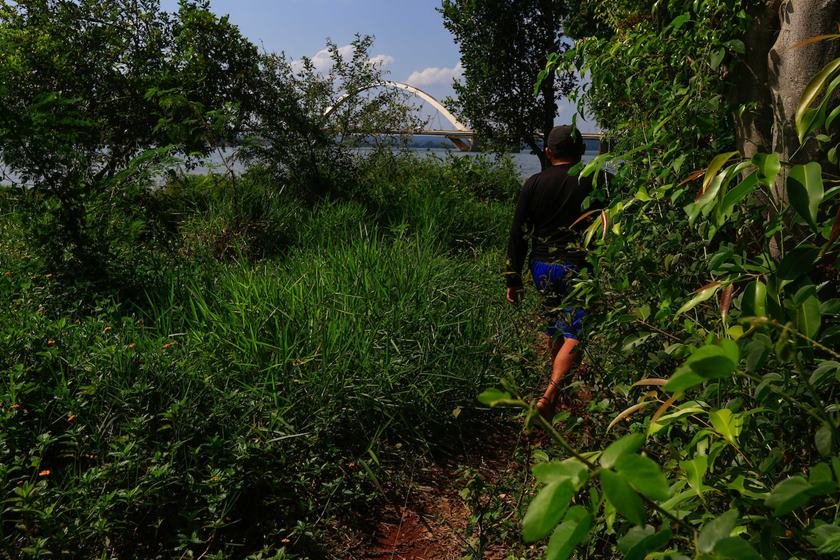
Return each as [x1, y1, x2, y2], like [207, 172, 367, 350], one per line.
[0, 153, 538, 558]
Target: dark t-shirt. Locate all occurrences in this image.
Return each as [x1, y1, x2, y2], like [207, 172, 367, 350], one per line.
[504, 163, 599, 288]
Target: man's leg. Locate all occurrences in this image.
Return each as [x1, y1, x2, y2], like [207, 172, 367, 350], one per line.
[537, 336, 580, 418]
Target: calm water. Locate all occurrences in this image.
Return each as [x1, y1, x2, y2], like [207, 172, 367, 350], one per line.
[194, 146, 596, 181]
[1, 147, 597, 186]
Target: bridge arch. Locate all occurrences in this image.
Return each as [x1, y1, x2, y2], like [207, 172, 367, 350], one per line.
[323, 80, 469, 132]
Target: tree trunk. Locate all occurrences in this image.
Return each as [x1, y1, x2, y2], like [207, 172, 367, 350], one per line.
[731, 1, 780, 158]
[768, 0, 840, 163]
[734, 0, 840, 163]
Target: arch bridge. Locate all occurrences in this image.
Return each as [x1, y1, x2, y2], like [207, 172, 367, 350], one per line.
[325, 81, 602, 152]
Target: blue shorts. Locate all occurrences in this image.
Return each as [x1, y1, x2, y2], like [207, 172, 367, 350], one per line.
[530, 260, 585, 340]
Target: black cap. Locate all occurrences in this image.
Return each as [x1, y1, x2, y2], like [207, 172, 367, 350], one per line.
[546, 125, 585, 157]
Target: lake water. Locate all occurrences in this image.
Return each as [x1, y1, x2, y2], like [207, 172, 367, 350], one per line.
[1, 147, 597, 186]
[193, 146, 596, 181]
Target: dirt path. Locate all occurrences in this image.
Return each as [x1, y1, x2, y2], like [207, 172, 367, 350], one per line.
[337, 375, 596, 560]
[340, 418, 530, 560]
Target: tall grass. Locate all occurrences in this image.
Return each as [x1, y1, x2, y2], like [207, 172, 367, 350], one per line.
[0, 152, 534, 558]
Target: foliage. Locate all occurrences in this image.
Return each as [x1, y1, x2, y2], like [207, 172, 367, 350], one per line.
[439, 0, 577, 168]
[0, 0, 261, 275]
[497, 2, 840, 558]
[0, 153, 529, 558]
[242, 34, 425, 200]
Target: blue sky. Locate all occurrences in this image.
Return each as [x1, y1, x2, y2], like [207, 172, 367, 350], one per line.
[160, 0, 587, 130]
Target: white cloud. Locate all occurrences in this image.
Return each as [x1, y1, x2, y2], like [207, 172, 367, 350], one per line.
[291, 44, 393, 75]
[405, 62, 464, 88]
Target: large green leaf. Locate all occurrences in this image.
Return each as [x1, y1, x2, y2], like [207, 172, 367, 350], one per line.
[796, 57, 840, 141]
[477, 389, 518, 407]
[808, 524, 840, 554]
[522, 480, 574, 543]
[709, 408, 743, 445]
[600, 470, 645, 526]
[702, 151, 739, 195]
[713, 537, 762, 560]
[777, 245, 820, 280]
[675, 283, 720, 316]
[741, 280, 767, 317]
[600, 432, 643, 469]
[618, 526, 673, 560]
[717, 172, 758, 225]
[532, 459, 588, 489]
[698, 509, 738, 553]
[752, 153, 780, 186]
[796, 294, 822, 339]
[663, 365, 704, 393]
[614, 454, 670, 501]
[765, 476, 814, 515]
[545, 506, 592, 560]
[681, 455, 707, 497]
[787, 162, 824, 232]
[686, 344, 737, 379]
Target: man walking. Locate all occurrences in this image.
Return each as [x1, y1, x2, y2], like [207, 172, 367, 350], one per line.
[504, 125, 599, 419]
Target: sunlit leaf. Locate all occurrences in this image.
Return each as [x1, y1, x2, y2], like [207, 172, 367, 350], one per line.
[796, 57, 840, 141]
[600, 432, 643, 469]
[532, 459, 588, 489]
[522, 480, 574, 543]
[709, 408, 743, 445]
[681, 455, 707, 497]
[787, 162, 824, 232]
[675, 281, 722, 316]
[545, 506, 592, 560]
[607, 401, 655, 432]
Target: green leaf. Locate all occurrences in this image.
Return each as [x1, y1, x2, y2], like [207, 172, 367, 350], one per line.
[745, 334, 771, 372]
[752, 153, 780, 185]
[741, 280, 767, 317]
[787, 162, 824, 232]
[765, 476, 813, 515]
[827, 104, 840, 129]
[600, 470, 645, 526]
[681, 455, 708, 497]
[522, 480, 574, 543]
[796, 294, 822, 338]
[668, 12, 690, 30]
[713, 537, 762, 560]
[698, 509, 738, 553]
[619, 526, 673, 560]
[816, 422, 833, 457]
[808, 524, 840, 554]
[810, 360, 840, 387]
[477, 389, 517, 407]
[687, 344, 737, 379]
[777, 245, 820, 280]
[675, 282, 722, 316]
[545, 506, 592, 560]
[796, 57, 840, 142]
[663, 365, 705, 393]
[709, 408, 743, 445]
[702, 151, 739, 196]
[532, 459, 588, 489]
[600, 433, 643, 469]
[710, 47, 725, 70]
[615, 454, 670, 501]
[717, 172, 758, 224]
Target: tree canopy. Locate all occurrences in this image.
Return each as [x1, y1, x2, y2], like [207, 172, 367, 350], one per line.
[440, 0, 576, 169]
